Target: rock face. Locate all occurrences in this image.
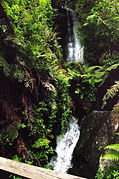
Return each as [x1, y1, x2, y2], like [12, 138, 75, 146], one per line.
[69, 103, 119, 179]
[110, 102, 119, 134]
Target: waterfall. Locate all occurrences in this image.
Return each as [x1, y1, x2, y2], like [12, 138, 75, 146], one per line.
[50, 8, 83, 174]
[50, 119, 80, 173]
[67, 8, 84, 63]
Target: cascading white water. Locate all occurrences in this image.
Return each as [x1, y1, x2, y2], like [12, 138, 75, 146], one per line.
[50, 119, 80, 173]
[50, 8, 83, 174]
[67, 8, 84, 63]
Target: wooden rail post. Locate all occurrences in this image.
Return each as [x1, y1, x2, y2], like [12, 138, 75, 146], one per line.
[0, 157, 86, 179]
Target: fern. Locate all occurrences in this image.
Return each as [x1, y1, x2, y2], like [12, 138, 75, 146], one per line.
[105, 144, 119, 152]
[0, 56, 10, 75]
[102, 134, 119, 162]
[105, 63, 119, 72]
[102, 81, 119, 107]
[84, 65, 103, 73]
[102, 151, 119, 161]
[99, 63, 119, 87]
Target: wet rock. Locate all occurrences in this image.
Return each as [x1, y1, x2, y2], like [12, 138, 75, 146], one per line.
[69, 103, 119, 179]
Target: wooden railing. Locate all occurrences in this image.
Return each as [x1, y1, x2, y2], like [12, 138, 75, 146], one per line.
[0, 157, 86, 179]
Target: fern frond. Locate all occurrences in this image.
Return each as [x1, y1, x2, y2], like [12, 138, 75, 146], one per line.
[105, 63, 119, 72]
[0, 56, 10, 75]
[102, 81, 119, 107]
[102, 151, 119, 161]
[93, 71, 105, 78]
[105, 144, 119, 152]
[86, 66, 102, 73]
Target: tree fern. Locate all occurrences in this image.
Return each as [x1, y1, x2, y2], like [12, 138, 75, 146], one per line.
[102, 81, 119, 107]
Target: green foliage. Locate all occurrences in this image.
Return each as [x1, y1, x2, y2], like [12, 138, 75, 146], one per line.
[2, 0, 61, 76]
[31, 137, 54, 163]
[44, 163, 52, 169]
[96, 134, 119, 179]
[27, 87, 71, 164]
[0, 0, 71, 167]
[64, 61, 119, 112]
[54, 69, 71, 131]
[95, 168, 104, 179]
[102, 81, 119, 107]
[0, 56, 10, 75]
[75, 0, 96, 23]
[101, 136, 119, 162]
[6, 125, 18, 142]
[0, 0, 118, 173]
[103, 54, 119, 67]
[105, 144, 119, 152]
[10, 176, 23, 179]
[67, 62, 106, 104]
[105, 64, 119, 72]
[29, 102, 48, 137]
[12, 155, 22, 162]
[0, 125, 18, 145]
[17, 123, 26, 129]
[32, 138, 50, 148]
[95, 168, 119, 179]
[102, 151, 119, 161]
[76, 0, 119, 64]
[9, 174, 23, 179]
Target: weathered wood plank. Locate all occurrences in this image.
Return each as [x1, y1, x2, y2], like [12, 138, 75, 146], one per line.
[0, 157, 86, 179]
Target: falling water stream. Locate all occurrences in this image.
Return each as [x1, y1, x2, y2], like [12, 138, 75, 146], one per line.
[66, 8, 84, 63]
[50, 119, 80, 173]
[50, 8, 83, 173]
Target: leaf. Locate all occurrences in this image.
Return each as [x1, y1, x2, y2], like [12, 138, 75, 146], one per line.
[101, 151, 119, 161]
[105, 63, 119, 72]
[32, 138, 50, 148]
[105, 144, 119, 152]
[86, 66, 102, 72]
[6, 125, 18, 141]
[86, 15, 99, 24]
[0, 56, 10, 75]
[102, 81, 119, 107]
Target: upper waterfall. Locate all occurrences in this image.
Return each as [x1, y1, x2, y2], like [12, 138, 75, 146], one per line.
[66, 8, 84, 63]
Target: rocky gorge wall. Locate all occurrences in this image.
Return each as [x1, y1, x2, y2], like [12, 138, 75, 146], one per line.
[69, 105, 119, 179]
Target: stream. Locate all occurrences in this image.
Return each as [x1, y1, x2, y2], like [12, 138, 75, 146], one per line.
[50, 8, 84, 174]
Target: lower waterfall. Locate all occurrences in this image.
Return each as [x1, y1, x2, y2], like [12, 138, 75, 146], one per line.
[50, 119, 80, 173]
